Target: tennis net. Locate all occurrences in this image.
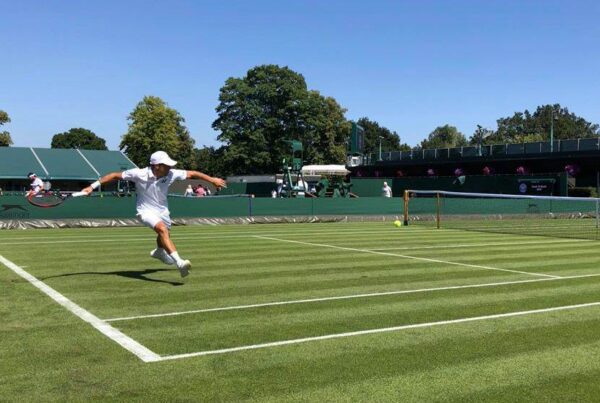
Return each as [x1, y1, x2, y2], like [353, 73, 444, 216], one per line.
[404, 190, 600, 240]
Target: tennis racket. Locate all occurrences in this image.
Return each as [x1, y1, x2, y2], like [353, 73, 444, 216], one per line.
[27, 191, 87, 208]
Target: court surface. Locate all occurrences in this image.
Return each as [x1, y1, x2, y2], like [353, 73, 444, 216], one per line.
[2, 222, 600, 401]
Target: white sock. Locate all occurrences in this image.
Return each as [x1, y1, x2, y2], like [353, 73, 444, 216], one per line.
[170, 251, 184, 265]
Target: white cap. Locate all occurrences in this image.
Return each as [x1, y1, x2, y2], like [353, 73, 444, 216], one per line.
[149, 151, 177, 166]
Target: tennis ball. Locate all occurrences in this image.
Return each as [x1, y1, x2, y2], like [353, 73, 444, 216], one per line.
[393, 220, 402, 227]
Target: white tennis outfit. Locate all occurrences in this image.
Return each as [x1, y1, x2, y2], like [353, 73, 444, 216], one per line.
[122, 167, 187, 229]
[30, 177, 44, 194]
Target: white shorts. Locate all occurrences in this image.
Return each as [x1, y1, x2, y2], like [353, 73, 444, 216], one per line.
[136, 209, 172, 230]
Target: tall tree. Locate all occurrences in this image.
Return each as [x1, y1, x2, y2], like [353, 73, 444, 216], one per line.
[356, 117, 410, 154]
[490, 104, 599, 144]
[120, 96, 195, 168]
[468, 125, 496, 146]
[420, 125, 468, 149]
[51, 128, 108, 150]
[0, 110, 13, 147]
[194, 146, 226, 177]
[213, 64, 350, 175]
[300, 91, 351, 165]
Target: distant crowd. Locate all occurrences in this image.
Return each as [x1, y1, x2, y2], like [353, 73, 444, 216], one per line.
[183, 184, 212, 197]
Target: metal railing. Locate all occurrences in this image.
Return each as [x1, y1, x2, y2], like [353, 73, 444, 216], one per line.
[364, 138, 600, 165]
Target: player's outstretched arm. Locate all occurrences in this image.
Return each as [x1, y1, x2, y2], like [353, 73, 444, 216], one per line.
[80, 172, 124, 195]
[186, 171, 227, 190]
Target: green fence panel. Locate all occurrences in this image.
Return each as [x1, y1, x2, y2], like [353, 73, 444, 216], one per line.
[170, 197, 250, 217]
[312, 197, 401, 215]
[250, 198, 314, 216]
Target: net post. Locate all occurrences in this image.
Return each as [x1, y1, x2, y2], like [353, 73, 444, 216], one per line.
[403, 190, 409, 226]
[596, 199, 600, 237]
[436, 192, 441, 229]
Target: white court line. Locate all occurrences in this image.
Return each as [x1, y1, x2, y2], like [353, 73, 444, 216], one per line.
[3, 226, 591, 245]
[0, 255, 161, 363]
[0, 228, 455, 245]
[253, 235, 560, 279]
[156, 300, 600, 361]
[103, 272, 600, 322]
[368, 239, 592, 251]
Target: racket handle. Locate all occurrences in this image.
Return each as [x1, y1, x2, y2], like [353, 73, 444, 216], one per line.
[71, 191, 88, 198]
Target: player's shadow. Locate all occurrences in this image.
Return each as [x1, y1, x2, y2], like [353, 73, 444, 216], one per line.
[43, 268, 184, 286]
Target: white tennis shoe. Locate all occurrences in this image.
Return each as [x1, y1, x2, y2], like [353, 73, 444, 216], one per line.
[150, 248, 175, 265]
[176, 260, 191, 278]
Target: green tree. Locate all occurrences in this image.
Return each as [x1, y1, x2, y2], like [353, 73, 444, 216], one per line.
[194, 146, 226, 177]
[491, 104, 599, 144]
[213, 64, 350, 175]
[468, 125, 496, 146]
[356, 117, 410, 154]
[51, 128, 108, 150]
[300, 92, 351, 165]
[120, 96, 196, 168]
[0, 110, 13, 147]
[420, 125, 468, 149]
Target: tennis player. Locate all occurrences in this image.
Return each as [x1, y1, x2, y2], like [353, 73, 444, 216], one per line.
[26, 173, 44, 197]
[79, 151, 226, 277]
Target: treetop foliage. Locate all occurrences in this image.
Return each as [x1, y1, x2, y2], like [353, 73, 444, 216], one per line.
[212, 64, 350, 175]
[51, 128, 107, 150]
[0, 109, 13, 147]
[120, 96, 196, 168]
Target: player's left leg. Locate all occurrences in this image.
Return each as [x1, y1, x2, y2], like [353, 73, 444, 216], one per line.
[153, 221, 191, 277]
[138, 210, 190, 277]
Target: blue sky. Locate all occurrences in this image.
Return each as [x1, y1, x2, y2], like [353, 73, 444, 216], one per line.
[1, 0, 599, 150]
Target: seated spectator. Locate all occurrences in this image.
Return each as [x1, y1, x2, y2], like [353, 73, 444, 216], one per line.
[195, 185, 206, 197]
[184, 184, 194, 197]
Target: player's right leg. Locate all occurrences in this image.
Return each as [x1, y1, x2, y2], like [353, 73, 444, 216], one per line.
[137, 210, 191, 277]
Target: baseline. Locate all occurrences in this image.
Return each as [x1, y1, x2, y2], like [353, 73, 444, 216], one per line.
[0, 255, 160, 363]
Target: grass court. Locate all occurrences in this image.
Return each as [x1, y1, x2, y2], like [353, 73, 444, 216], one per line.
[2, 222, 600, 401]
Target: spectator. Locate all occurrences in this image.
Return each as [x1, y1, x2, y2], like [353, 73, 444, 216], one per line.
[26, 173, 44, 197]
[195, 185, 206, 197]
[382, 181, 392, 198]
[204, 185, 211, 196]
[183, 184, 194, 197]
[271, 189, 277, 198]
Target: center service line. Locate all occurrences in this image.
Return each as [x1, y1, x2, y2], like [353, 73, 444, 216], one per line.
[252, 235, 560, 279]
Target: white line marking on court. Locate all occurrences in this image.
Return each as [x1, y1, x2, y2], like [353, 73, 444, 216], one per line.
[0, 255, 161, 363]
[253, 235, 560, 279]
[0, 228, 452, 245]
[155, 299, 600, 361]
[4, 225, 579, 244]
[368, 239, 592, 251]
[103, 272, 600, 322]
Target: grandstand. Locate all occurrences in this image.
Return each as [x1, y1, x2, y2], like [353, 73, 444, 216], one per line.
[349, 137, 600, 197]
[0, 147, 137, 192]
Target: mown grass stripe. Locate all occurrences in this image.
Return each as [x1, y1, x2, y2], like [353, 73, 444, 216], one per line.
[253, 235, 560, 278]
[103, 272, 600, 322]
[155, 300, 600, 361]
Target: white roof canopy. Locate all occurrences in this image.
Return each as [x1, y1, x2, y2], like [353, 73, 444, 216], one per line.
[301, 165, 349, 176]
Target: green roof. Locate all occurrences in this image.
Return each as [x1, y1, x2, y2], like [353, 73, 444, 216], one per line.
[0, 147, 137, 180]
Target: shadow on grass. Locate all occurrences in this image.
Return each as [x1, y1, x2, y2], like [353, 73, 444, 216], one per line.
[42, 268, 184, 286]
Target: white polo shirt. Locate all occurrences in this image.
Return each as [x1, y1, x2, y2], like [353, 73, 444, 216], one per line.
[122, 167, 187, 214]
[30, 177, 44, 193]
